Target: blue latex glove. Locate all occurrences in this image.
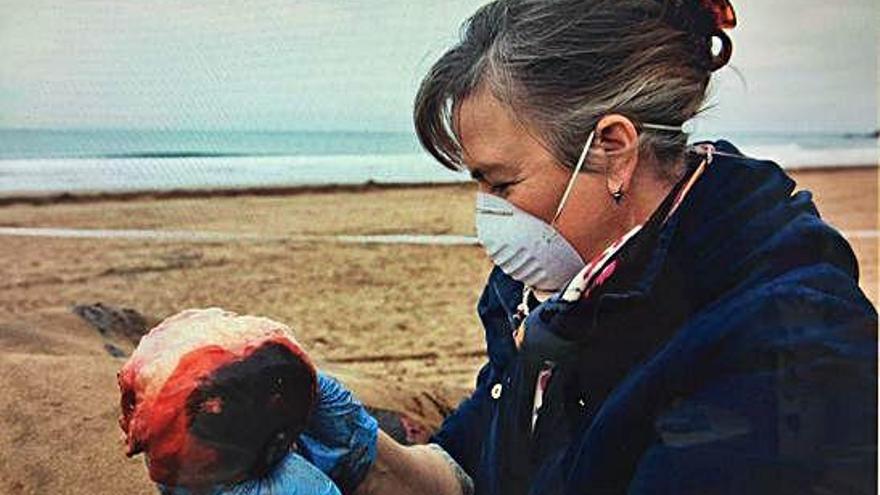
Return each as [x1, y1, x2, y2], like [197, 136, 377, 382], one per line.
[156, 451, 341, 495]
[296, 372, 379, 494]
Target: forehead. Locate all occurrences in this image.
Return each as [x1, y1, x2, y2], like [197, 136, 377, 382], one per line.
[454, 88, 538, 170]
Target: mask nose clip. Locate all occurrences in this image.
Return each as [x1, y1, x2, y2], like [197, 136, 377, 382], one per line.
[475, 206, 514, 216]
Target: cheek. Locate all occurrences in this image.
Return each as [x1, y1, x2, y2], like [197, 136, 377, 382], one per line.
[554, 177, 620, 259]
[506, 172, 570, 223]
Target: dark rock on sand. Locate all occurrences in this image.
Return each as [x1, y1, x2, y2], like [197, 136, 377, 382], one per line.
[72, 302, 154, 345]
[103, 343, 128, 358]
[72, 302, 157, 357]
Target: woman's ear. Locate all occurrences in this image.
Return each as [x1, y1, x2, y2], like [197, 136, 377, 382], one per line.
[593, 114, 640, 200]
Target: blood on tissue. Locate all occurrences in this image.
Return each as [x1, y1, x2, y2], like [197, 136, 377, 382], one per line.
[118, 335, 312, 486]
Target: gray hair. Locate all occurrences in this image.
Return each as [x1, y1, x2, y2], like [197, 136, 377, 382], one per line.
[413, 0, 734, 178]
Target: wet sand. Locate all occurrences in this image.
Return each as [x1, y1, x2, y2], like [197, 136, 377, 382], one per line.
[0, 166, 876, 494]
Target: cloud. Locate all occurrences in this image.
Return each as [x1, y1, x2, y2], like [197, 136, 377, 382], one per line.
[0, 0, 876, 133]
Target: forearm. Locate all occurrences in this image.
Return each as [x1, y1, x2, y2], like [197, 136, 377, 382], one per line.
[354, 430, 474, 495]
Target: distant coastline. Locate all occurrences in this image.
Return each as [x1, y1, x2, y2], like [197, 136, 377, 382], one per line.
[0, 164, 875, 208]
[0, 129, 876, 197]
[841, 129, 880, 139]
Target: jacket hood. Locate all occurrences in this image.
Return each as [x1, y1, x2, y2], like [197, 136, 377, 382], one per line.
[648, 139, 860, 310]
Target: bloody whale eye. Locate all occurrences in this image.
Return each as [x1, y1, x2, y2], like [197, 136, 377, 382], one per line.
[200, 396, 223, 414]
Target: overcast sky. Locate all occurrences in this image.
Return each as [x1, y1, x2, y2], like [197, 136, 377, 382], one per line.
[0, 0, 876, 133]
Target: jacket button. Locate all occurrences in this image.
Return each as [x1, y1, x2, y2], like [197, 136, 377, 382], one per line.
[491, 383, 503, 399]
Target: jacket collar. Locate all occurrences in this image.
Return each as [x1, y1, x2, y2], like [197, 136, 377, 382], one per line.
[519, 139, 858, 364]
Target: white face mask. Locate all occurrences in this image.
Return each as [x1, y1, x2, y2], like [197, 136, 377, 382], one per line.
[474, 123, 682, 292]
[475, 191, 585, 291]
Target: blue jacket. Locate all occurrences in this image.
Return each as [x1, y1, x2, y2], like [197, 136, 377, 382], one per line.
[432, 140, 878, 494]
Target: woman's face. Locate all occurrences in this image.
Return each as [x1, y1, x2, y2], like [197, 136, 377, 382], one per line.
[455, 87, 634, 264]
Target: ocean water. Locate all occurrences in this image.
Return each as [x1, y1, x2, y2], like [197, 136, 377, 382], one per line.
[0, 129, 876, 194]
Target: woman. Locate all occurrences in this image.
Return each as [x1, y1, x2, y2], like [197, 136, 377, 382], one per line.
[169, 1, 877, 494]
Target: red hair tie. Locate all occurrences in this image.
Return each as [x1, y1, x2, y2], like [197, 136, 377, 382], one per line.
[699, 0, 737, 30]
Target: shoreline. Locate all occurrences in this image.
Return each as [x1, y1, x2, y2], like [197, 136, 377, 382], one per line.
[0, 163, 876, 207]
[0, 181, 473, 207]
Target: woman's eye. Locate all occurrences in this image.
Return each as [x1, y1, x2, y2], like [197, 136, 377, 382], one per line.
[490, 181, 516, 195]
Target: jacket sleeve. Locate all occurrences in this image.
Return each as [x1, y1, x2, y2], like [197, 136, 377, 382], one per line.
[431, 266, 524, 476]
[626, 281, 878, 495]
[430, 362, 495, 477]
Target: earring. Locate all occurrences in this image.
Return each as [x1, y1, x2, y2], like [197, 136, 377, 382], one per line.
[612, 187, 624, 204]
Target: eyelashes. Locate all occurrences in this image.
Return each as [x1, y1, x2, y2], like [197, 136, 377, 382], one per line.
[489, 179, 522, 195]
[490, 182, 512, 194]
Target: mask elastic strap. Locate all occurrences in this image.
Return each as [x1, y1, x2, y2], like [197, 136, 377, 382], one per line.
[641, 122, 684, 133]
[551, 130, 596, 226]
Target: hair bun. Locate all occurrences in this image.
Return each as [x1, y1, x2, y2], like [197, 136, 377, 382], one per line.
[700, 0, 736, 72]
[665, 0, 736, 72]
[698, 0, 737, 30]
[662, 1, 737, 37]
[708, 29, 733, 72]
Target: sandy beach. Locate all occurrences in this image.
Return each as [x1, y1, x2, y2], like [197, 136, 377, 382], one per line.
[0, 166, 876, 494]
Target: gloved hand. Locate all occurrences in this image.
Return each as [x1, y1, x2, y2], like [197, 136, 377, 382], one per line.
[296, 372, 379, 494]
[156, 451, 341, 495]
